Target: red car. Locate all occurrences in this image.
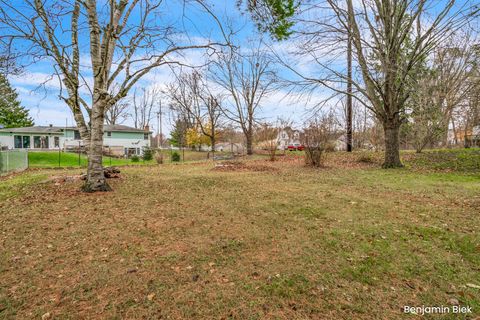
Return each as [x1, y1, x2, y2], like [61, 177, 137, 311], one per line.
[287, 143, 305, 151]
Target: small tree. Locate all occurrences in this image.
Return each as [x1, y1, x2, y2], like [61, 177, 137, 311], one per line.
[185, 124, 216, 150]
[171, 151, 181, 162]
[302, 114, 339, 167]
[170, 119, 189, 148]
[0, 73, 34, 128]
[255, 122, 279, 161]
[142, 147, 153, 161]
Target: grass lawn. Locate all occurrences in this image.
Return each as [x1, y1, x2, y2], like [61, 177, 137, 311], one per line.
[27, 151, 148, 168]
[27, 150, 223, 168]
[1, 149, 479, 319]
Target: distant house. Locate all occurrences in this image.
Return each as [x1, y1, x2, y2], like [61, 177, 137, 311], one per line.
[277, 127, 301, 150]
[0, 124, 151, 156]
[334, 134, 348, 151]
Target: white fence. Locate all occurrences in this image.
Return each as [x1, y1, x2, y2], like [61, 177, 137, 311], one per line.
[0, 150, 28, 175]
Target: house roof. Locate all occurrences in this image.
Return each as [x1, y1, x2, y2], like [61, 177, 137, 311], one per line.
[0, 124, 150, 134]
[0, 126, 64, 134]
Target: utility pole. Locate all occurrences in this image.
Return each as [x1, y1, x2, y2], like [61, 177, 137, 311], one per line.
[346, 14, 353, 152]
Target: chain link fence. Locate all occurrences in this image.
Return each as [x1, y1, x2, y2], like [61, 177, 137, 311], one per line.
[0, 150, 28, 175]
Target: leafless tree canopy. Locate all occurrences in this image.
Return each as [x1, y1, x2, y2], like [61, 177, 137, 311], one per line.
[167, 70, 222, 151]
[211, 41, 278, 154]
[131, 87, 159, 130]
[269, 0, 479, 167]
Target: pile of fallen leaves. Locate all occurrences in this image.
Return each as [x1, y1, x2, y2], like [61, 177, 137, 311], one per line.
[213, 161, 279, 173]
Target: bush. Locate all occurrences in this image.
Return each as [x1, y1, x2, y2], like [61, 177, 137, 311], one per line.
[171, 151, 181, 162]
[301, 114, 338, 167]
[155, 152, 164, 164]
[143, 147, 153, 161]
[304, 147, 325, 167]
[131, 155, 140, 162]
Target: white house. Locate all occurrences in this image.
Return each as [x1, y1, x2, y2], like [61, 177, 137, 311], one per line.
[0, 124, 151, 156]
[277, 127, 301, 150]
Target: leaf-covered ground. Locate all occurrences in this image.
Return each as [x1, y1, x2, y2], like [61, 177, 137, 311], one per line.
[1, 150, 479, 319]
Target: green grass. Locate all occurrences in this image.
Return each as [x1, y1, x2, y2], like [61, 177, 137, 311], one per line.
[26, 150, 222, 168]
[27, 151, 149, 168]
[0, 150, 479, 319]
[404, 148, 480, 172]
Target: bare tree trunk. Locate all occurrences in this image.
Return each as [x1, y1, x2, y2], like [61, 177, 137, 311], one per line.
[383, 121, 403, 168]
[346, 21, 353, 152]
[246, 129, 253, 155]
[210, 134, 215, 161]
[83, 103, 111, 192]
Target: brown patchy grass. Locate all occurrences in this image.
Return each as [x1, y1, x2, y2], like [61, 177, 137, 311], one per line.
[1, 152, 479, 319]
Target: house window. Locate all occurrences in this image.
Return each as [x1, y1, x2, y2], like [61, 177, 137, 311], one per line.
[33, 136, 49, 149]
[14, 135, 22, 148]
[23, 136, 30, 148]
[125, 148, 138, 157]
[54, 137, 60, 148]
[15, 135, 31, 149]
[33, 136, 40, 148]
[106, 131, 112, 137]
[144, 133, 149, 140]
[74, 130, 81, 140]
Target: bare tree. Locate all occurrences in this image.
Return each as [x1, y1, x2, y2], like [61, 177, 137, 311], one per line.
[168, 70, 222, 156]
[329, 0, 478, 166]
[105, 84, 129, 125]
[211, 42, 277, 155]
[255, 122, 279, 161]
[243, 0, 479, 167]
[405, 35, 478, 152]
[0, 0, 225, 191]
[105, 100, 129, 125]
[131, 87, 159, 130]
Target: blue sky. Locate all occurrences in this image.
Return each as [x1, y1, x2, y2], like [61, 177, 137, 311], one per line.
[6, 0, 314, 135]
[8, 0, 475, 135]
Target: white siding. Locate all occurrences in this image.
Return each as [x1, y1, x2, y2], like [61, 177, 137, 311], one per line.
[0, 135, 14, 149]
